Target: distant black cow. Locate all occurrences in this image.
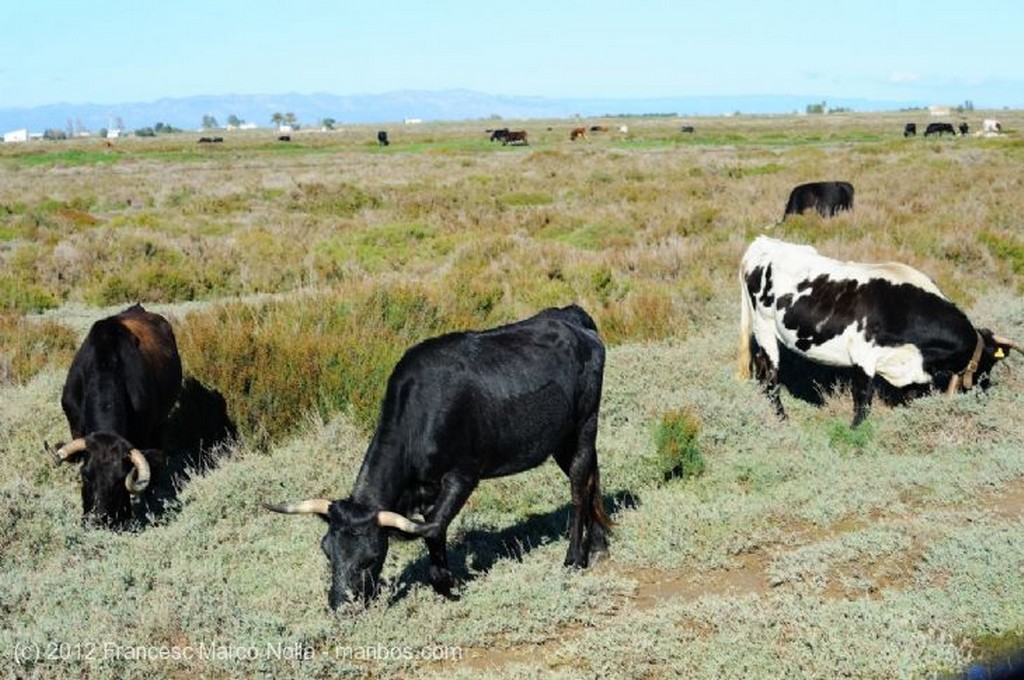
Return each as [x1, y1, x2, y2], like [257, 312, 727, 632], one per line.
[903, 123, 917, 137]
[53, 304, 183, 527]
[959, 122, 969, 136]
[503, 130, 528, 146]
[680, 125, 695, 134]
[268, 305, 611, 608]
[277, 135, 291, 142]
[377, 130, 389, 146]
[782, 181, 854, 220]
[198, 137, 214, 143]
[924, 122, 956, 137]
[489, 128, 509, 143]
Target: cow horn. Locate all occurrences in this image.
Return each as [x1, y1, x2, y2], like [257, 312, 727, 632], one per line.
[264, 499, 331, 517]
[53, 438, 88, 464]
[992, 335, 1024, 355]
[125, 449, 151, 494]
[376, 510, 428, 535]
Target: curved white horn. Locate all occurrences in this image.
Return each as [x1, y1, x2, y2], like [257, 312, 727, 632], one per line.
[54, 438, 88, 464]
[265, 499, 331, 517]
[376, 510, 428, 535]
[125, 449, 151, 494]
[992, 335, 1024, 355]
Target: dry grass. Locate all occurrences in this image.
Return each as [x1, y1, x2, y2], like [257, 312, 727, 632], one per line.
[3, 110, 1024, 678]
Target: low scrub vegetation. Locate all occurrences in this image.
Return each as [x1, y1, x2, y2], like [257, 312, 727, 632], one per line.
[3, 112, 1024, 678]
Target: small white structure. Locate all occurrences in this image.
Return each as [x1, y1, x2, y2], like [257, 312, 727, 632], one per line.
[3, 129, 28, 143]
[928, 106, 951, 116]
[404, 118, 422, 125]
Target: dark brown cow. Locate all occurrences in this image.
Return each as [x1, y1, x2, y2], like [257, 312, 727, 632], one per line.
[570, 127, 587, 141]
[54, 304, 182, 527]
[503, 130, 528, 146]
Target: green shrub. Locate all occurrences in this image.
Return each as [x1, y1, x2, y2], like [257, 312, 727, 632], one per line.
[653, 407, 705, 482]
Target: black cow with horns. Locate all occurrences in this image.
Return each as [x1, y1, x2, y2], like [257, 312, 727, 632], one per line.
[268, 305, 611, 608]
[52, 304, 182, 526]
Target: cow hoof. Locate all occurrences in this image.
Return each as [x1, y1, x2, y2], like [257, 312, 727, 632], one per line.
[588, 547, 610, 565]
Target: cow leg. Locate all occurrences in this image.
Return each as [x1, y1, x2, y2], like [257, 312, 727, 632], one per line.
[752, 345, 786, 420]
[850, 368, 875, 427]
[421, 470, 477, 598]
[555, 414, 605, 569]
[424, 533, 458, 600]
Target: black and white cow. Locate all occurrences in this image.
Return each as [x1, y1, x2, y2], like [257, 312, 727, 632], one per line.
[377, 130, 389, 146]
[782, 181, 854, 221]
[903, 123, 917, 137]
[738, 236, 1019, 426]
[267, 305, 610, 608]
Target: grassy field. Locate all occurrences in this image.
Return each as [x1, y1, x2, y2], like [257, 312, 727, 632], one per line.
[2, 111, 1024, 678]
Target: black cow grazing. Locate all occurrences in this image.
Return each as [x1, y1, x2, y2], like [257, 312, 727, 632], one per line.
[503, 130, 528, 146]
[489, 128, 509, 143]
[277, 135, 291, 142]
[377, 130, 389, 146]
[924, 122, 956, 137]
[903, 123, 917, 137]
[782, 181, 854, 220]
[54, 304, 183, 526]
[738, 237, 1020, 427]
[959, 122, 970, 136]
[680, 125, 695, 134]
[268, 305, 610, 608]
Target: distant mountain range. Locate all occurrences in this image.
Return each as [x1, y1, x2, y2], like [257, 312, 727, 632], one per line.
[1, 89, 931, 134]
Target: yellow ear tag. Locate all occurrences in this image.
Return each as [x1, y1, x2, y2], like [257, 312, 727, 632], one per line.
[995, 348, 1006, 359]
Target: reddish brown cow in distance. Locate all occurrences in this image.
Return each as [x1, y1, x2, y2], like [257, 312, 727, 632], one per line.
[54, 303, 182, 527]
[570, 127, 587, 141]
[503, 130, 528, 146]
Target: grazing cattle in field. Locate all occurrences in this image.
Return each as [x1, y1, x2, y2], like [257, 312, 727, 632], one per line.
[903, 123, 917, 137]
[277, 135, 291, 142]
[489, 128, 509, 143]
[680, 125, 695, 134]
[267, 305, 610, 608]
[589, 125, 608, 133]
[570, 127, 587, 141]
[959, 122, 970, 136]
[982, 119, 1002, 134]
[53, 304, 183, 526]
[782, 181, 854, 220]
[198, 137, 213, 143]
[503, 130, 528, 146]
[924, 122, 956, 137]
[738, 236, 1019, 426]
[376, 130, 389, 146]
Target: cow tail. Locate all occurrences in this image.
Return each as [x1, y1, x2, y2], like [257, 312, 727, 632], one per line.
[737, 271, 753, 380]
[588, 469, 614, 530]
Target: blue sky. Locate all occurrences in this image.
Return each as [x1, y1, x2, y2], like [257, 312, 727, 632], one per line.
[3, 0, 1022, 110]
